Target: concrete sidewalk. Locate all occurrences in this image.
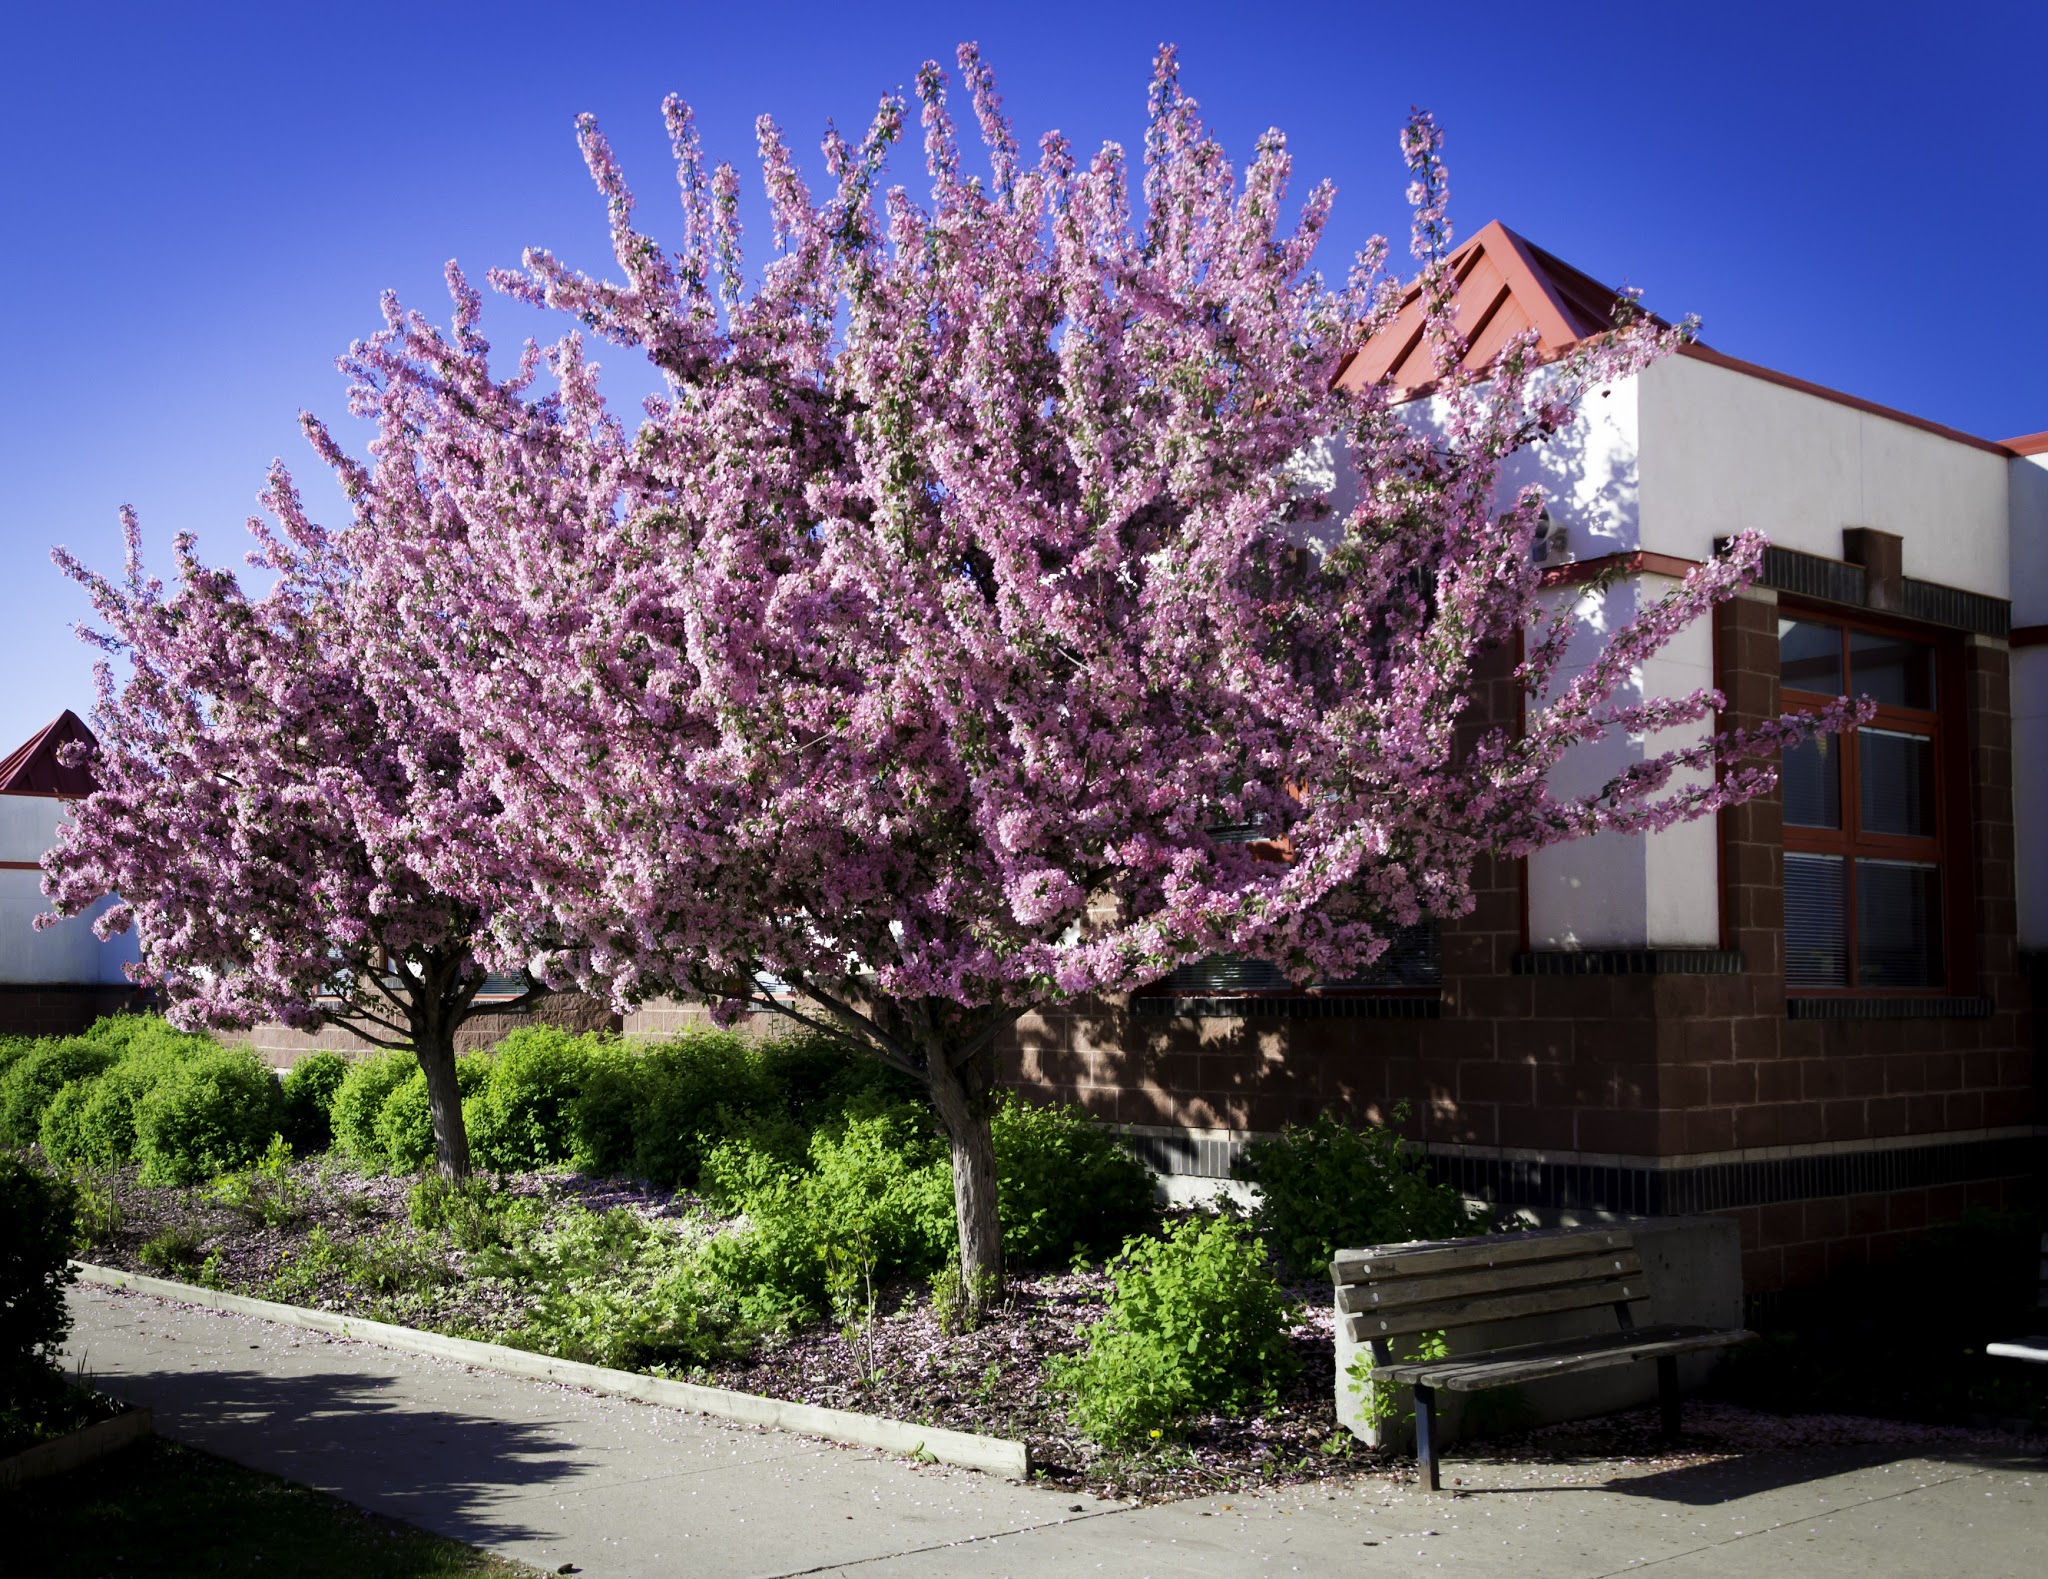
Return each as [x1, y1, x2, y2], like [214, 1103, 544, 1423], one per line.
[59, 1284, 2048, 1578]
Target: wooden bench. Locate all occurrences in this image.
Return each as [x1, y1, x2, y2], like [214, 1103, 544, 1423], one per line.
[1985, 1233, 2048, 1365]
[1333, 1225, 1755, 1491]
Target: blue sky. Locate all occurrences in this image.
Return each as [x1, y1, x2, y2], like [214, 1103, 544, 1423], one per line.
[2, 1, 2041, 753]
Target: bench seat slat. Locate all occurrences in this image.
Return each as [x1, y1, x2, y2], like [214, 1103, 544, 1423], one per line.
[1345, 1275, 1645, 1343]
[1986, 1336, 2048, 1365]
[1336, 1250, 1644, 1314]
[1332, 1227, 1633, 1286]
[1372, 1324, 1756, 1390]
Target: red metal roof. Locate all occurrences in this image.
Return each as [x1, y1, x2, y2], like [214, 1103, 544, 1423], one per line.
[1334, 220, 2039, 459]
[0, 710, 99, 797]
[1332, 220, 1647, 396]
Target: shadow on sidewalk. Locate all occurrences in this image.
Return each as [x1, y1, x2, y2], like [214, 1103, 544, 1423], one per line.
[1444, 1405, 2045, 1506]
[88, 1363, 590, 1548]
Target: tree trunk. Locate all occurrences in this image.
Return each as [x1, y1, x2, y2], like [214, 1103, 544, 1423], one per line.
[926, 1041, 1003, 1312]
[413, 1028, 472, 1183]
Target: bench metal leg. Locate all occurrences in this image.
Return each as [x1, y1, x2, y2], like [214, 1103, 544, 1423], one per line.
[1413, 1383, 1441, 1491]
[1657, 1355, 1680, 1441]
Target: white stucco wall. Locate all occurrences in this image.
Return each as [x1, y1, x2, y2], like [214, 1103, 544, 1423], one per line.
[1524, 574, 1720, 949]
[0, 794, 140, 986]
[1636, 353, 2011, 598]
[2012, 453, 2048, 950]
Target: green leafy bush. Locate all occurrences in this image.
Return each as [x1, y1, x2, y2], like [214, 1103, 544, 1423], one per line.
[373, 1057, 488, 1174]
[619, 1032, 781, 1188]
[330, 1050, 415, 1168]
[209, 1136, 307, 1227]
[36, 1045, 184, 1171]
[465, 1029, 616, 1172]
[0, 1155, 78, 1399]
[79, 1013, 217, 1064]
[407, 1175, 543, 1253]
[474, 1205, 756, 1369]
[1233, 1106, 1482, 1276]
[134, 1046, 283, 1185]
[1053, 1215, 1299, 1448]
[0, 1039, 118, 1148]
[566, 1058, 641, 1178]
[992, 1096, 1156, 1266]
[280, 1052, 350, 1154]
[702, 1105, 954, 1317]
[137, 1224, 211, 1280]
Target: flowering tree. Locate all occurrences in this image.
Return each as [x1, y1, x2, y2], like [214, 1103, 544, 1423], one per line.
[41, 487, 543, 1180]
[108, 46, 1845, 1300]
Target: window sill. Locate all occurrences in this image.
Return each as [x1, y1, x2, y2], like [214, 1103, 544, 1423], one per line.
[1514, 949, 1746, 976]
[1785, 995, 1992, 1021]
[1130, 994, 1441, 1021]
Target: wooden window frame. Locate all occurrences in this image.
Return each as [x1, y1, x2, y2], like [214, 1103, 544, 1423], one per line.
[1777, 603, 1974, 997]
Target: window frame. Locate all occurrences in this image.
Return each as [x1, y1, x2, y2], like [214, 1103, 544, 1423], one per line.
[1776, 604, 1974, 997]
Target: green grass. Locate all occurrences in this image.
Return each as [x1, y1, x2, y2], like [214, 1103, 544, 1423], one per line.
[8, 1436, 542, 1578]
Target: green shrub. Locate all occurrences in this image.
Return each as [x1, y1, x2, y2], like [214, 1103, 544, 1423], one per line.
[1233, 1106, 1482, 1276]
[702, 1105, 954, 1317]
[992, 1096, 1156, 1267]
[466, 1029, 615, 1172]
[330, 1050, 415, 1168]
[568, 1060, 641, 1177]
[209, 1136, 307, 1227]
[373, 1057, 487, 1175]
[0, 1035, 32, 1084]
[623, 1032, 781, 1188]
[1053, 1215, 1299, 1448]
[79, 1013, 216, 1063]
[0, 1155, 78, 1398]
[34, 1081, 98, 1170]
[134, 1046, 283, 1185]
[137, 1224, 211, 1280]
[37, 1052, 160, 1171]
[0, 1040, 118, 1149]
[475, 1205, 756, 1369]
[280, 1051, 350, 1154]
[407, 1175, 542, 1253]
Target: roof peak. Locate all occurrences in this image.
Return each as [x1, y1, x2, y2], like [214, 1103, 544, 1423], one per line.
[1333, 219, 1647, 397]
[0, 710, 99, 797]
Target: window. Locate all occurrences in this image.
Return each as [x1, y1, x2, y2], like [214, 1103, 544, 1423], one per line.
[1778, 617, 1952, 991]
[1159, 924, 1442, 996]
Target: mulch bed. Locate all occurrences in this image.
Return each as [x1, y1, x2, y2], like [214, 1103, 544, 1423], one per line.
[72, 1157, 1370, 1499]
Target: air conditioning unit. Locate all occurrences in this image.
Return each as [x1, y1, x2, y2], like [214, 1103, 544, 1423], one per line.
[1530, 509, 1571, 567]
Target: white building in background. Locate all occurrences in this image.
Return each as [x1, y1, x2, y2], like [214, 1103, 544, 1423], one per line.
[0, 710, 144, 1036]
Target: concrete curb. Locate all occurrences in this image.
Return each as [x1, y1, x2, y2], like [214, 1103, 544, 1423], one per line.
[73, 1262, 1030, 1478]
[0, 1407, 153, 1491]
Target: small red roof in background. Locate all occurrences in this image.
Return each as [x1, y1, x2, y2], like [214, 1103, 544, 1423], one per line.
[0, 710, 99, 797]
[1333, 220, 1648, 396]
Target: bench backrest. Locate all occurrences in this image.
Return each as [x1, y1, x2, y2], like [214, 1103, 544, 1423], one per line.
[1332, 1226, 1646, 1346]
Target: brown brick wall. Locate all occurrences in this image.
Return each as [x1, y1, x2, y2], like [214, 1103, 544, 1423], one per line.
[1003, 591, 2039, 1295]
[0, 984, 155, 1039]
[1728, 1170, 2034, 1293]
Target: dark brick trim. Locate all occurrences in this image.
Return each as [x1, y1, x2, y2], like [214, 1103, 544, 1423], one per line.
[1757, 545, 1865, 607]
[1130, 993, 1441, 1021]
[1785, 995, 1994, 1021]
[1746, 543, 2011, 638]
[1429, 1133, 2040, 1217]
[1901, 579, 2011, 638]
[1512, 949, 1745, 976]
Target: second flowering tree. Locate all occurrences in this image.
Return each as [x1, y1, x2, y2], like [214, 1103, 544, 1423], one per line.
[299, 47, 1843, 1304]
